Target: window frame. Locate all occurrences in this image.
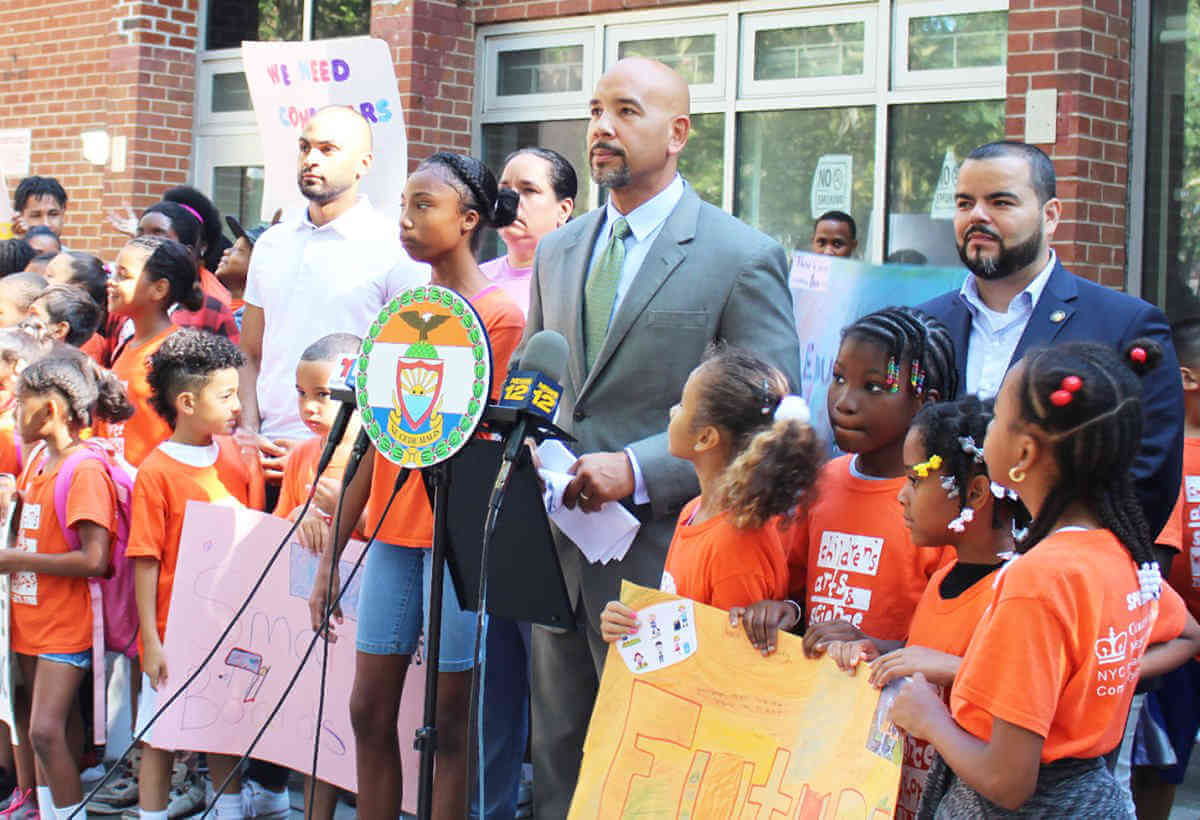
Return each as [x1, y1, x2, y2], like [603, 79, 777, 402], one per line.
[604, 18, 728, 102]
[474, 0, 1008, 263]
[891, 0, 1009, 92]
[739, 5, 879, 99]
[481, 29, 596, 117]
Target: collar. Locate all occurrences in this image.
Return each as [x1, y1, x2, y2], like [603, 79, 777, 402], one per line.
[602, 175, 685, 242]
[158, 439, 220, 468]
[297, 194, 379, 239]
[959, 250, 1057, 317]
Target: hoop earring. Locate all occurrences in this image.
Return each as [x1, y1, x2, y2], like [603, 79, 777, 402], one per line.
[1008, 466, 1026, 484]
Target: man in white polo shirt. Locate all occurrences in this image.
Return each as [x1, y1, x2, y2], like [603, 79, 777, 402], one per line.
[239, 105, 427, 490]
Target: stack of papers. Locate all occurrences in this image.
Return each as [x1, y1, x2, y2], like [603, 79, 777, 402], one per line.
[536, 440, 640, 564]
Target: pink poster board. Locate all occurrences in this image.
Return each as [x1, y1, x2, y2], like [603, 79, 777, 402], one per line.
[149, 501, 423, 809]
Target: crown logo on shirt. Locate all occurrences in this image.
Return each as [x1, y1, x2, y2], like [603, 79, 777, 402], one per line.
[1095, 627, 1128, 665]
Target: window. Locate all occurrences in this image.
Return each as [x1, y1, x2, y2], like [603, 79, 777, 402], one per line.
[892, 1, 1008, 91]
[1140, 0, 1200, 318]
[205, 0, 368, 50]
[886, 101, 1005, 266]
[476, 2, 1007, 263]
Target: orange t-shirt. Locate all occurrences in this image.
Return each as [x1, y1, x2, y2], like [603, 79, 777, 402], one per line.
[125, 437, 263, 652]
[100, 325, 178, 467]
[895, 561, 999, 819]
[0, 412, 18, 477]
[80, 333, 106, 366]
[274, 436, 364, 540]
[952, 529, 1188, 763]
[1165, 437, 1200, 621]
[11, 451, 118, 655]
[790, 455, 950, 640]
[660, 497, 788, 610]
[365, 286, 525, 547]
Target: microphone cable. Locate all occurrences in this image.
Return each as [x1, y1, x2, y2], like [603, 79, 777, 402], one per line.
[70, 454, 331, 820]
[200, 460, 409, 819]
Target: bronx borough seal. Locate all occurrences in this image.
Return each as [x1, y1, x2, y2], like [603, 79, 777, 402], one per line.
[355, 285, 492, 468]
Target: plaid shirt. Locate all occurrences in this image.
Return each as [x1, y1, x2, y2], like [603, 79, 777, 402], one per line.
[171, 293, 240, 343]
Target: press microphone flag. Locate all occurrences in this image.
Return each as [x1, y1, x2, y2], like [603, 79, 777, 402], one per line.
[497, 330, 568, 425]
[353, 285, 492, 468]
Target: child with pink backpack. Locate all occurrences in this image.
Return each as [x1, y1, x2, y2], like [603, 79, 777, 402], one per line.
[5, 347, 134, 819]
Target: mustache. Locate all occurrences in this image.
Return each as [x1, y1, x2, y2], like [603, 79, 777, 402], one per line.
[963, 225, 1001, 243]
[590, 142, 624, 158]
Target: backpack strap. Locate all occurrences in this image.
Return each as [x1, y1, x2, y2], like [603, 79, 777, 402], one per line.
[52, 444, 107, 552]
[47, 442, 110, 747]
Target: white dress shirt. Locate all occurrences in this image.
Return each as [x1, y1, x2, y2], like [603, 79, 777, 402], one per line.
[244, 195, 429, 438]
[584, 176, 685, 505]
[960, 251, 1057, 399]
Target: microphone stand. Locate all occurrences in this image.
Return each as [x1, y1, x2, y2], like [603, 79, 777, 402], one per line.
[415, 460, 450, 820]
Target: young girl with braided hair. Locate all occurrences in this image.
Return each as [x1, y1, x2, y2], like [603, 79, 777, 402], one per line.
[6, 348, 133, 819]
[823, 395, 1027, 818]
[599, 345, 822, 637]
[734, 306, 957, 656]
[890, 340, 1200, 816]
[308, 152, 525, 820]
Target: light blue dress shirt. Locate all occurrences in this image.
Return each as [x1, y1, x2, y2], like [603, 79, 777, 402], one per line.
[959, 251, 1057, 399]
[584, 175, 685, 505]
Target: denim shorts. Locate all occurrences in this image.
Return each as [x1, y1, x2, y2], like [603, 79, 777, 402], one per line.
[356, 541, 482, 671]
[40, 650, 92, 669]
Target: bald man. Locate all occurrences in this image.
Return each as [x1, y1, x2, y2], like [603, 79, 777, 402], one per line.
[521, 58, 801, 816]
[239, 105, 426, 496]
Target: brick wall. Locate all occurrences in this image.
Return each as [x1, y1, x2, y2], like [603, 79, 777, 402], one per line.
[1006, 0, 1132, 288]
[0, 0, 196, 261]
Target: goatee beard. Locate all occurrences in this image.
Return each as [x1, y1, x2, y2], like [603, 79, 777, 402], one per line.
[957, 228, 1043, 281]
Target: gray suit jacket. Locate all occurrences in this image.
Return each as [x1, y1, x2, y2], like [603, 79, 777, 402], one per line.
[523, 183, 802, 624]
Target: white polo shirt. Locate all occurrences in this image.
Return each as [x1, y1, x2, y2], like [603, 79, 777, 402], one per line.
[244, 195, 428, 439]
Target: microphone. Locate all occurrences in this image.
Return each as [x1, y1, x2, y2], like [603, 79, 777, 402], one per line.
[315, 353, 359, 478]
[496, 330, 569, 465]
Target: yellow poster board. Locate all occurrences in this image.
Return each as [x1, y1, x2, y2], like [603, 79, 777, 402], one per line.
[569, 582, 903, 819]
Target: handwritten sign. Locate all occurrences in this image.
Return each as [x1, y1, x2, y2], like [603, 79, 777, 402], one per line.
[0, 130, 31, 179]
[791, 254, 965, 449]
[569, 582, 902, 819]
[149, 502, 422, 809]
[241, 37, 407, 223]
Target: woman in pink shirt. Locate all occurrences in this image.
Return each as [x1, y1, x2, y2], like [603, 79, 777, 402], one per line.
[480, 147, 577, 317]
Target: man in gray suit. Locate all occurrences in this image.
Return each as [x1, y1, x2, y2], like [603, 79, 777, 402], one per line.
[524, 58, 801, 816]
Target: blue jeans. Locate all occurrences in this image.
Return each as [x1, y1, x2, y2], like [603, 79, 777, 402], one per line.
[471, 616, 531, 820]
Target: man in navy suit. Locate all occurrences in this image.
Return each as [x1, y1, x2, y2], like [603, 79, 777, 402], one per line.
[919, 141, 1183, 536]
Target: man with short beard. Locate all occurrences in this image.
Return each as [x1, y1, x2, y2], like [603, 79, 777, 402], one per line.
[522, 58, 800, 818]
[919, 140, 1183, 537]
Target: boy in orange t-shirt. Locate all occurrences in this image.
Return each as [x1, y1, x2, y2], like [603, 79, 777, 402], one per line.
[274, 333, 366, 550]
[125, 329, 261, 820]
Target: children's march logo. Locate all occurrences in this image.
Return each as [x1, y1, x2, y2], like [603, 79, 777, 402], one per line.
[356, 286, 491, 468]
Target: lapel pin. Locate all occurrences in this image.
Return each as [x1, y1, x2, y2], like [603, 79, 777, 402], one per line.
[1050, 310, 1066, 323]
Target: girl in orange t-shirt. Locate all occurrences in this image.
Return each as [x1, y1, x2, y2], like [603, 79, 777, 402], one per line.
[890, 340, 1200, 815]
[308, 152, 524, 820]
[825, 395, 1027, 818]
[100, 235, 204, 466]
[6, 349, 133, 817]
[735, 306, 958, 656]
[599, 346, 823, 637]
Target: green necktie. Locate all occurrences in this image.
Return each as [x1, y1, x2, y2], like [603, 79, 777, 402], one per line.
[584, 216, 632, 370]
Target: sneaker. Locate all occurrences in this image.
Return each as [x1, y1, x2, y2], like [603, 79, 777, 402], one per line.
[166, 774, 205, 820]
[0, 789, 31, 818]
[239, 779, 290, 819]
[86, 756, 140, 815]
[81, 763, 106, 787]
[5, 804, 36, 820]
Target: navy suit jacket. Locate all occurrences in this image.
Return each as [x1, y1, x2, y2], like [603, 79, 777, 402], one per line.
[919, 259, 1184, 537]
